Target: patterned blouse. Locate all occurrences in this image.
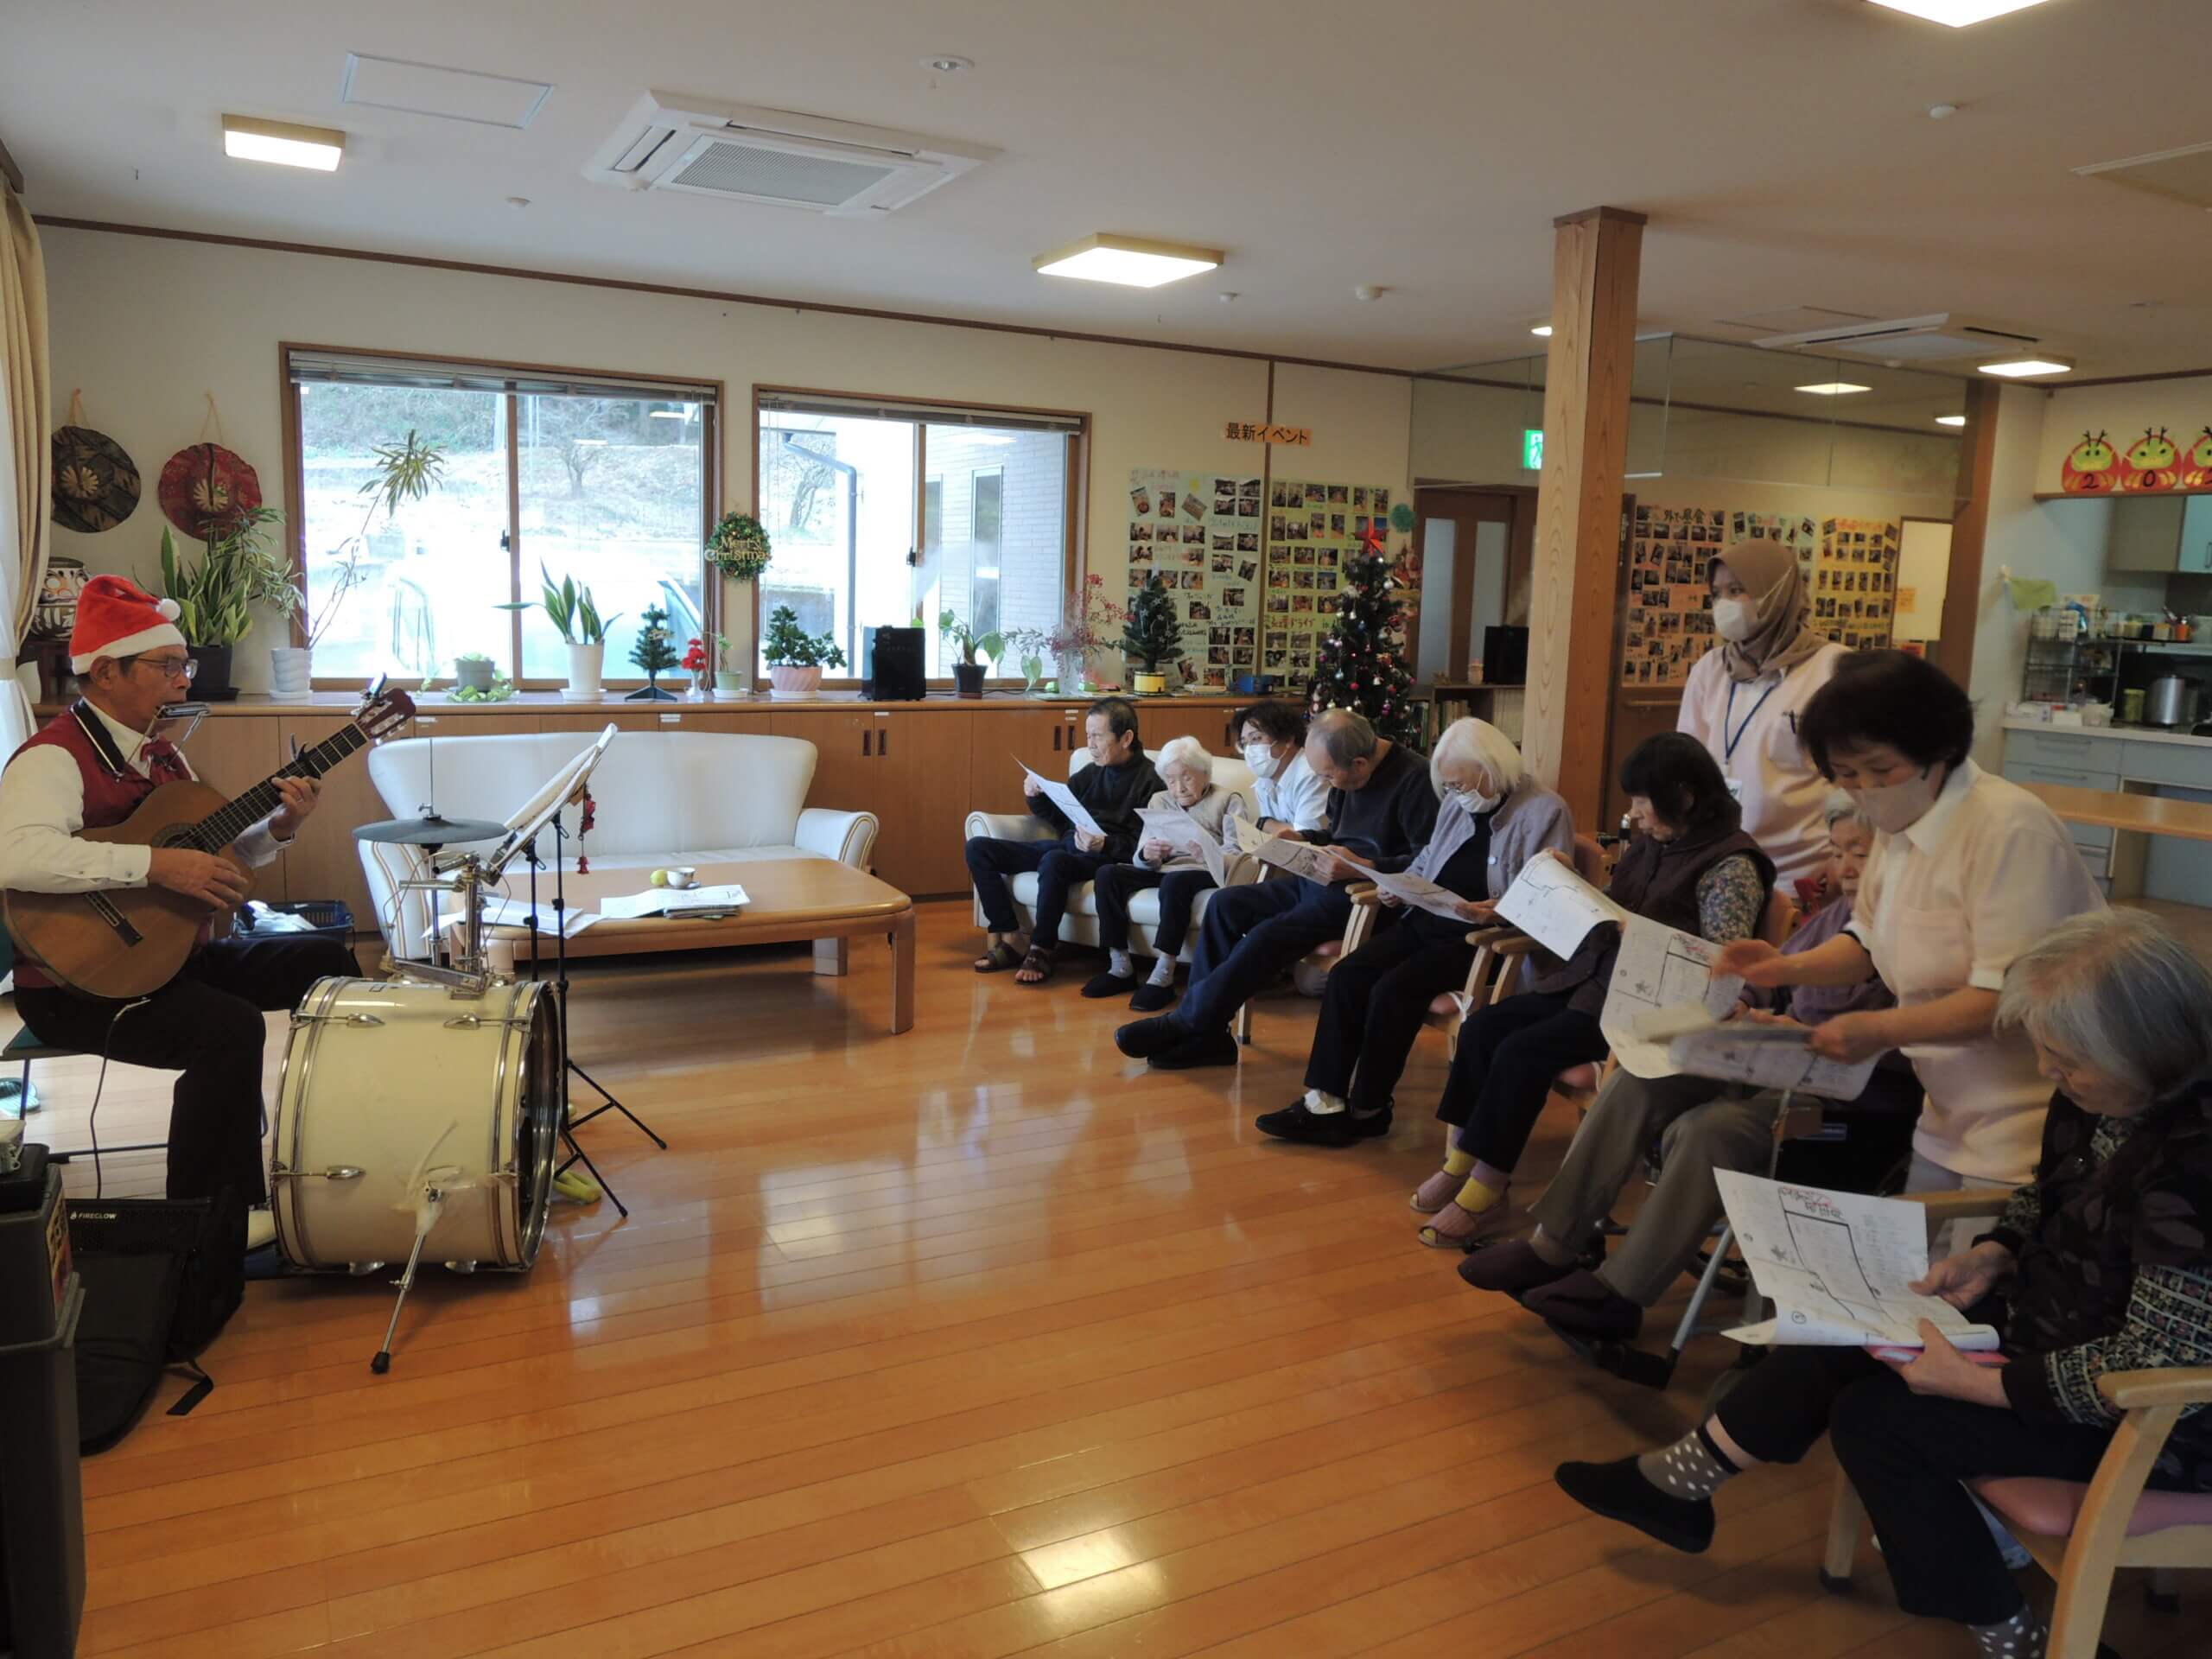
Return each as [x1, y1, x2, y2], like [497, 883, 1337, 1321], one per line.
[1989, 1084, 2212, 1490]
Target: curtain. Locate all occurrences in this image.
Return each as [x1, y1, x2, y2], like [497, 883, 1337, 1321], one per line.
[0, 182, 49, 753]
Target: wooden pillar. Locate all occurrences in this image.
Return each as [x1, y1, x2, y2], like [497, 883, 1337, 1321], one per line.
[1522, 206, 1644, 828]
[1928, 378, 2000, 685]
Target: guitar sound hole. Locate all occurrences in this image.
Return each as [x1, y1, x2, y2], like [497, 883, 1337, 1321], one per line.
[154, 826, 202, 850]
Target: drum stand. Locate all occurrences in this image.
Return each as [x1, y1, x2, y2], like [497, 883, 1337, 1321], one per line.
[371, 1184, 446, 1376]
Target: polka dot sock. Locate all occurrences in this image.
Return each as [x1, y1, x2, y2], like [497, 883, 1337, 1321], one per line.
[1147, 954, 1177, 986]
[1634, 1425, 1739, 1501]
[1109, 950, 1134, 978]
[1967, 1607, 2045, 1658]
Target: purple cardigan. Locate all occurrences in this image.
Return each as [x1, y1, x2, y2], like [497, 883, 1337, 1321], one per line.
[1746, 896, 1905, 1066]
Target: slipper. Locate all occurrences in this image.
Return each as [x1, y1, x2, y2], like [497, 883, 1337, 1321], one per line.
[1014, 948, 1057, 985]
[974, 942, 1023, 973]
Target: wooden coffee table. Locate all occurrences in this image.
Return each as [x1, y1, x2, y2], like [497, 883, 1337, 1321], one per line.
[450, 858, 918, 1033]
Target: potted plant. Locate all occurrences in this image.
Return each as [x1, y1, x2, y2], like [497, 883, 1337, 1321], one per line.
[454, 652, 496, 694]
[499, 564, 620, 701]
[1003, 628, 1052, 696]
[1118, 571, 1188, 696]
[679, 634, 711, 701]
[762, 604, 846, 699]
[284, 429, 445, 694]
[628, 605, 683, 702]
[1046, 573, 1124, 693]
[938, 609, 1003, 698]
[709, 632, 747, 698]
[154, 506, 300, 700]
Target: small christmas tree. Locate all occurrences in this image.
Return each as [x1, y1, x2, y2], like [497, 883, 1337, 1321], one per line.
[1118, 570, 1189, 690]
[1310, 518, 1419, 747]
[626, 604, 682, 702]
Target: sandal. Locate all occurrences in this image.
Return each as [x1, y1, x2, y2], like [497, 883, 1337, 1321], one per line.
[1014, 947, 1057, 985]
[1409, 1166, 1463, 1212]
[1419, 1190, 1512, 1251]
[974, 941, 1023, 973]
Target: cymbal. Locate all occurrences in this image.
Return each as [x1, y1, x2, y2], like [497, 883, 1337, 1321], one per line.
[353, 814, 507, 847]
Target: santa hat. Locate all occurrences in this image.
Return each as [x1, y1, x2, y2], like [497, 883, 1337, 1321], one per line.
[71, 575, 186, 674]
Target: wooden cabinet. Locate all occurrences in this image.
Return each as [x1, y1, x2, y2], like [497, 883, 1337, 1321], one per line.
[969, 706, 1081, 817]
[2107, 497, 2212, 575]
[769, 709, 974, 896]
[185, 715, 283, 901]
[1139, 703, 1243, 760]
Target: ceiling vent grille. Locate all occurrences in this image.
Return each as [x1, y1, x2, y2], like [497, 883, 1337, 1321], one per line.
[584, 92, 995, 217]
[1750, 312, 2039, 361]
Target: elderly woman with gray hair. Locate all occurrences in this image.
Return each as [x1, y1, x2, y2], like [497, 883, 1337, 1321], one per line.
[1256, 719, 1573, 1147]
[1084, 736, 1245, 1007]
[1558, 908, 2212, 1659]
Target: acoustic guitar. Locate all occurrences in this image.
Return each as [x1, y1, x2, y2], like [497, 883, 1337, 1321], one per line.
[4, 687, 416, 998]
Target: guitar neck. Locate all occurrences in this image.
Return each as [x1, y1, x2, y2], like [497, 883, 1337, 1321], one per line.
[192, 722, 368, 849]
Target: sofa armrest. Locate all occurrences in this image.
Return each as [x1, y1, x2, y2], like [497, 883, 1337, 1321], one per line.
[964, 811, 1056, 843]
[798, 806, 880, 869]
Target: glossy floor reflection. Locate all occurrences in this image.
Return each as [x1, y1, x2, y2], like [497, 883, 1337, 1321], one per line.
[18, 900, 2206, 1656]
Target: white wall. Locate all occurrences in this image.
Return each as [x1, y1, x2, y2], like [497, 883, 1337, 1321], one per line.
[40, 225, 1411, 690]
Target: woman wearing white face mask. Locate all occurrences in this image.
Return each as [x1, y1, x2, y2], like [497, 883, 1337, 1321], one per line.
[1231, 699, 1330, 848]
[1676, 539, 1849, 885]
[1715, 652, 2104, 1198]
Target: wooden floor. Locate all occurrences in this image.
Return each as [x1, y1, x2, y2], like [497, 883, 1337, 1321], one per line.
[13, 902, 2209, 1659]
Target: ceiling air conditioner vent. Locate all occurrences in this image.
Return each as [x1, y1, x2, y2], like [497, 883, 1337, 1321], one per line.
[1751, 312, 2039, 362]
[584, 92, 995, 217]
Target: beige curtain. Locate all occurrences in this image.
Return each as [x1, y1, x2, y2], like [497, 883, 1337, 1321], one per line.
[2, 184, 51, 657]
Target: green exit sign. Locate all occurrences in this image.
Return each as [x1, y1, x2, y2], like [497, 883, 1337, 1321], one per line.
[1522, 428, 1544, 470]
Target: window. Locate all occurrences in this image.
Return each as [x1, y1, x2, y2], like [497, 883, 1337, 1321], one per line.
[755, 391, 1080, 677]
[289, 349, 715, 683]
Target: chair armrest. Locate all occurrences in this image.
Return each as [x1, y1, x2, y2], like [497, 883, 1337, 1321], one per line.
[964, 810, 1055, 843]
[1465, 925, 1516, 947]
[1347, 884, 1382, 906]
[2098, 1366, 2212, 1412]
[1894, 1188, 2016, 1227]
[1492, 937, 1541, 959]
[797, 806, 879, 868]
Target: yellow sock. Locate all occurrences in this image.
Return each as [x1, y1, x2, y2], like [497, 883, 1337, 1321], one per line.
[1453, 1176, 1503, 1213]
[1443, 1147, 1474, 1178]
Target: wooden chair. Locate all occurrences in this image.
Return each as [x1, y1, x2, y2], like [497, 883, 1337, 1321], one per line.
[1821, 1188, 2212, 1657]
[1230, 878, 1380, 1046]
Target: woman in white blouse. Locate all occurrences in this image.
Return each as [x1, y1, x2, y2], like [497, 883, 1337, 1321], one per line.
[1716, 651, 2104, 1194]
[1676, 538, 1848, 886]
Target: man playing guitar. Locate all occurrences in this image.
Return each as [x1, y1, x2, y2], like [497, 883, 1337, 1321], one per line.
[0, 577, 354, 1249]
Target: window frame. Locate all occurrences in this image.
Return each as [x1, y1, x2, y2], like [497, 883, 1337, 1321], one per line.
[750, 384, 1090, 689]
[280, 341, 724, 690]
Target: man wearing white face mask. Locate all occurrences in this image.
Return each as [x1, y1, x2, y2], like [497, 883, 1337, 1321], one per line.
[1716, 652, 2103, 1203]
[1232, 700, 1330, 848]
[1676, 539, 1847, 885]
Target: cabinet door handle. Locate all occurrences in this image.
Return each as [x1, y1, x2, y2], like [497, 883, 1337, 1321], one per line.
[1052, 728, 1061, 752]
[861, 730, 872, 757]
[659, 712, 681, 726]
[879, 726, 890, 758]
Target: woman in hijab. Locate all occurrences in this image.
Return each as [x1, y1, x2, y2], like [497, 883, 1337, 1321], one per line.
[1675, 537, 1849, 884]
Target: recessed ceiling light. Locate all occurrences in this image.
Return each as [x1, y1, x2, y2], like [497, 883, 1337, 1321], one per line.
[1796, 382, 1872, 396]
[1978, 355, 2075, 378]
[1866, 0, 2053, 26]
[923, 54, 975, 73]
[1034, 233, 1223, 288]
[1529, 324, 1554, 337]
[1936, 413, 1968, 426]
[222, 114, 344, 170]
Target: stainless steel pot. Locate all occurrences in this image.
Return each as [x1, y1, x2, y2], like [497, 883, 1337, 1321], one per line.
[2145, 673, 2202, 728]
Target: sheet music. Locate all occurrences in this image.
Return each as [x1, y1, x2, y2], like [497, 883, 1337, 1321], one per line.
[429, 896, 600, 942]
[1713, 1172, 2001, 1350]
[601, 883, 751, 919]
[1015, 760, 1104, 838]
[1493, 858, 1629, 959]
[1339, 856, 1471, 921]
[1137, 806, 1228, 886]
[1230, 816, 1336, 882]
[1600, 917, 1745, 1078]
[1637, 1009, 1879, 1100]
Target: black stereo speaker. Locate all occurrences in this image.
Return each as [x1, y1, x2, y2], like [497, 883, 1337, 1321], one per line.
[862, 626, 926, 701]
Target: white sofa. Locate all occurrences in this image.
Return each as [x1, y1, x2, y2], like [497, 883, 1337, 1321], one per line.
[962, 752, 1259, 961]
[360, 729, 878, 959]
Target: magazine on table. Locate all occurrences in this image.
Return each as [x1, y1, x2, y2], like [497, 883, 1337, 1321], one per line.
[601, 883, 751, 919]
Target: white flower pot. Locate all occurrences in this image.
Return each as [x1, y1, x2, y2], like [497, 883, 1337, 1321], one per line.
[768, 664, 822, 701]
[269, 645, 313, 699]
[563, 641, 606, 703]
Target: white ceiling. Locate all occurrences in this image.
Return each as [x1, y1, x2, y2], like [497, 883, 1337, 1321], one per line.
[8, 0, 2210, 378]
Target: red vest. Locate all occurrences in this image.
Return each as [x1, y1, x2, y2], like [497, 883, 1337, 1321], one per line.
[7, 702, 194, 991]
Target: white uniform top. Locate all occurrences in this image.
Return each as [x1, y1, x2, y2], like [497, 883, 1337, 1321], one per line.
[1844, 760, 2105, 1183]
[0, 702, 286, 893]
[1251, 750, 1331, 834]
[1676, 640, 1848, 886]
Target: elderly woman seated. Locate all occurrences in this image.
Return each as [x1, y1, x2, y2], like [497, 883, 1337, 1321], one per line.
[1465, 793, 1921, 1338]
[1084, 736, 1246, 1007]
[1255, 718, 1573, 1147]
[1556, 908, 2212, 1659]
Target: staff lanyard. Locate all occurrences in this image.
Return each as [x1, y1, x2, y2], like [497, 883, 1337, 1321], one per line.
[1722, 677, 1779, 765]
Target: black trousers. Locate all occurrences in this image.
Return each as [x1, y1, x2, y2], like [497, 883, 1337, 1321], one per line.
[1092, 864, 1216, 956]
[1173, 878, 1354, 1035]
[1713, 1338, 2177, 1626]
[1304, 912, 1475, 1114]
[964, 836, 1112, 944]
[16, 933, 359, 1206]
[1435, 988, 1608, 1172]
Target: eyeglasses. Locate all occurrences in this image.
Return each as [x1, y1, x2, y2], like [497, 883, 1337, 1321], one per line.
[135, 656, 198, 681]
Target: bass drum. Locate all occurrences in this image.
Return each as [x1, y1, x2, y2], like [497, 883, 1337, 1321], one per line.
[271, 976, 560, 1273]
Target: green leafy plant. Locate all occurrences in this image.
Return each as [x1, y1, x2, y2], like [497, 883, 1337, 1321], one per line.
[305, 429, 448, 649]
[155, 507, 299, 647]
[1118, 571, 1189, 675]
[938, 608, 1003, 669]
[497, 563, 620, 645]
[630, 605, 683, 678]
[763, 605, 848, 670]
[706, 512, 773, 582]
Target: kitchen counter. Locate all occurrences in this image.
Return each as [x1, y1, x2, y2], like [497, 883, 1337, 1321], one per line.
[2001, 716, 2211, 748]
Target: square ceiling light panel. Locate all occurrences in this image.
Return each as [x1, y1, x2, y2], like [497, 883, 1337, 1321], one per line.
[1034, 234, 1224, 288]
[341, 54, 553, 128]
[1865, 0, 2053, 24]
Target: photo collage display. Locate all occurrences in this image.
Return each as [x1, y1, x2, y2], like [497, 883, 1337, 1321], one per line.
[1125, 469, 1400, 689]
[1813, 516, 1901, 652]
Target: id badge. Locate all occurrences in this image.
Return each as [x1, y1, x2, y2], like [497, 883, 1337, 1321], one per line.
[1724, 776, 1745, 804]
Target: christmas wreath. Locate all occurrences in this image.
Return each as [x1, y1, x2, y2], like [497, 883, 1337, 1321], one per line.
[707, 512, 772, 582]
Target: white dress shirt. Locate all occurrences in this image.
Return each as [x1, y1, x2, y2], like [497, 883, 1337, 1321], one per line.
[1251, 750, 1331, 834]
[1677, 641, 1847, 885]
[0, 703, 288, 893]
[1845, 760, 2105, 1183]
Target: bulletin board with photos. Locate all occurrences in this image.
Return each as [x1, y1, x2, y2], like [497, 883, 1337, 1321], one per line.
[1124, 468, 1404, 690]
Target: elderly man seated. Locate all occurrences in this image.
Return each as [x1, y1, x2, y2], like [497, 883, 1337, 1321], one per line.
[1115, 708, 1437, 1072]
